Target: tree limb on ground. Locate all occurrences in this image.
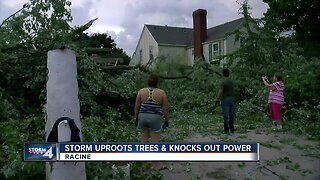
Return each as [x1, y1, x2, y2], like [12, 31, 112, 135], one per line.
[202, 65, 222, 76]
[261, 165, 281, 178]
[158, 75, 192, 80]
[138, 65, 193, 80]
[104, 66, 133, 70]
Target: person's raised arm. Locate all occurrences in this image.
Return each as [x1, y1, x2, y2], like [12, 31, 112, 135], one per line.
[134, 91, 141, 118]
[162, 91, 169, 122]
[262, 77, 276, 91]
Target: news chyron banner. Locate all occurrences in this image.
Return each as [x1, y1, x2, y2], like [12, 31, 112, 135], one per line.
[24, 142, 259, 161]
[24, 143, 57, 161]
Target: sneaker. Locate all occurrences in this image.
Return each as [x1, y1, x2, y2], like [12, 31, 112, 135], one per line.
[277, 125, 282, 130]
[272, 125, 277, 131]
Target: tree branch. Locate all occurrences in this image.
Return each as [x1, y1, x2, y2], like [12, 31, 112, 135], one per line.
[137, 65, 193, 80]
[203, 66, 222, 76]
[261, 165, 281, 178]
[104, 65, 133, 70]
[71, 18, 98, 37]
[0, 3, 27, 28]
[158, 75, 192, 80]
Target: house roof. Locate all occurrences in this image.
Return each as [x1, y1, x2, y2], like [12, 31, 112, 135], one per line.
[145, 24, 193, 46]
[206, 18, 244, 42]
[145, 17, 244, 47]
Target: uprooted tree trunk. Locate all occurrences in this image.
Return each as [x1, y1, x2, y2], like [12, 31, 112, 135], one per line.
[138, 61, 222, 79]
[137, 65, 193, 80]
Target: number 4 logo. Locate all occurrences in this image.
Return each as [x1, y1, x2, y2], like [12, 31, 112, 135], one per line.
[43, 147, 54, 159]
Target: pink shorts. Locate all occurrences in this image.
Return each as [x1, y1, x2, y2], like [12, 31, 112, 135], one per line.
[269, 103, 282, 122]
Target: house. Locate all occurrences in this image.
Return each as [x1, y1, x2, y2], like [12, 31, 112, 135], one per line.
[130, 9, 246, 67]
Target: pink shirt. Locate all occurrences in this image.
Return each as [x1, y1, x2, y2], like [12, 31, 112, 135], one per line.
[268, 81, 285, 105]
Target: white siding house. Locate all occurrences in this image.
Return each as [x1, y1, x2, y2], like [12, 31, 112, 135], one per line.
[130, 26, 159, 66]
[158, 45, 187, 64]
[131, 24, 194, 67]
[186, 47, 195, 66]
[130, 9, 246, 68]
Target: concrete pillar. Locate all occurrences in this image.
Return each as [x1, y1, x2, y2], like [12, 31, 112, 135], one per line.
[45, 49, 86, 180]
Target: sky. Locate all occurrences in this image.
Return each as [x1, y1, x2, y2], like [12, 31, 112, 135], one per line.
[0, 0, 269, 56]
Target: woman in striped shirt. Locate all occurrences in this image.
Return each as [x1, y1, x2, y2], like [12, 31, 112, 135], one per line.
[135, 74, 169, 170]
[262, 75, 285, 130]
[135, 74, 169, 142]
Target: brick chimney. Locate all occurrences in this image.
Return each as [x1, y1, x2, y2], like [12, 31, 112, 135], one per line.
[193, 9, 207, 59]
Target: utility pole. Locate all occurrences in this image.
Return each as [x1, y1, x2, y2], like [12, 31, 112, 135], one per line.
[45, 49, 86, 180]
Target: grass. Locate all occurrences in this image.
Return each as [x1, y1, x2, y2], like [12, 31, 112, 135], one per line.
[221, 136, 235, 142]
[260, 142, 281, 150]
[292, 142, 305, 150]
[292, 142, 320, 158]
[182, 162, 192, 173]
[238, 134, 248, 139]
[157, 110, 318, 179]
[190, 175, 203, 180]
[237, 162, 246, 168]
[264, 157, 291, 166]
[279, 175, 290, 180]
[262, 157, 312, 177]
[285, 119, 320, 141]
[206, 168, 231, 179]
[159, 110, 320, 180]
[162, 110, 273, 142]
[299, 169, 313, 176]
[279, 137, 295, 145]
[162, 111, 222, 142]
[286, 163, 300, 171]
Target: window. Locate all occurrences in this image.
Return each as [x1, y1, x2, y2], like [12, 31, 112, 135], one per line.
[209, 42, 220, 61]
[212, 43, 219, 59]
[139, 49, 143, 63]
[149, 46, 153, 60]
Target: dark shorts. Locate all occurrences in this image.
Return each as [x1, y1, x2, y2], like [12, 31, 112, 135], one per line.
[136, 113, 163, 133]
